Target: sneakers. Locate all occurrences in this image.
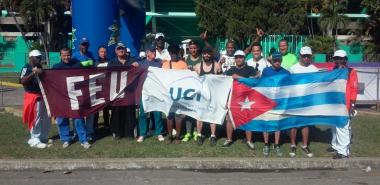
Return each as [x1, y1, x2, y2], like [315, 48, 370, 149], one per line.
[81, 142, 91, 149]
[193, 131, 199, 141]
[197, 135, 206, 146]
[157, 135, 165, 142]
[289, 146, 297, 157]
[263, 145, 270, 157]
[246, 141, 255, 150]
[31, 142, 48, 149]
[222, 139, 233, 147]
[275, 145, 283, 157]
[62, 141, 70, 149]
[333, 153, 349, 159]
[209, 136, 217, 146]
[182, 133, 192, 142]
[137, 136, 144, 143]
[301, 146, 313, 158]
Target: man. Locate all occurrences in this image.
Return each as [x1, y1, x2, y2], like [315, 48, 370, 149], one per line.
[261, 52, 290, 157]
[108, 42, 139, 140]
[219, 40, 236, 73]
[162, 44, 188, 144]
[155, 33, 171, 61]
[246, 42, 271, 74]
[20, 50, 51, 149]
[53, 48, 91, 149]
[72, 37, 95, 66]
[329, 50, 358, 159]
[72, 37, 96, 141]
[193, 47, 222, 146]
[182, 40, 202, 142]
[136, 45, 165, 143]
[223, 50, 258, 150]
[289, 46, 319, 158]
[278, 39, 297, 70]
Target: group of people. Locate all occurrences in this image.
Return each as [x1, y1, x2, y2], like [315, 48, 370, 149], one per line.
[20, 32, 358, 159]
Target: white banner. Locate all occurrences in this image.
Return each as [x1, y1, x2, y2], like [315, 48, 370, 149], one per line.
[142, 67, 233, 125]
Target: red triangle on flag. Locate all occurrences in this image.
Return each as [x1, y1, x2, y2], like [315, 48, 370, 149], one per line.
[229, 81, 277, 129]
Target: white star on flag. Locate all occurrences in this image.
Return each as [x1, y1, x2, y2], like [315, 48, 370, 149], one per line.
[238, 96, 255, 111]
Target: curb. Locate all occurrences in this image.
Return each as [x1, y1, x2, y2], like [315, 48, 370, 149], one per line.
[0, 81, 22, 88]
[0, 158, 379, 171]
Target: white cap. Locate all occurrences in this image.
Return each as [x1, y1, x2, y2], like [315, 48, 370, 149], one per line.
[126, 48, 131, 53]
[29, 50, 42, 57]
[234, 50, 245, 57]
[333, 50, 347, 57]
[139, 51, 146, 58]
[300, 46, 312, 55]
[115, 42, 126, 49]
[155, 32, 165, 39]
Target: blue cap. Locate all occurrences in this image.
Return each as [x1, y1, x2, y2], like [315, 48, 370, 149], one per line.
[272, 52, 282, 60]
[146, 44, 156, 52]
[80, 37, 89, 45]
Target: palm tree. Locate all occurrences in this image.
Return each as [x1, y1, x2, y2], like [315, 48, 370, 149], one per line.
[318, 0, 348, 49]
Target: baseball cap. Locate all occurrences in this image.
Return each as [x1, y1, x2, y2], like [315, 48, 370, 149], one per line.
[126, 48, 131, 53]
[272, 52, 282, 60]
[155, 32, 165, 40]
[234, 50, 245, 57]
[139, 51, 146, 58]
[115, 42, 126, 49]
[29, 50, 42, 57]
[146, 44, 156, 52]
[333, 50, 347, 57]
[300, 46, 312, 55]
[80, 37, 89, 45]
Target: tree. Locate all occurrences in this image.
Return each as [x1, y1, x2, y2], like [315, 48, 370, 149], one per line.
[195, 0, 308, 44]
[318, 0, 348, 49]
[362, 0, 380, 55]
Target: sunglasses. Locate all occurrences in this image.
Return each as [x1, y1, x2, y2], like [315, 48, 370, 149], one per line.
[301, 55, 312, 58]
[272, 59, 281, 63]
[333, 56, 345, 60]
[116, 47, 125, 50]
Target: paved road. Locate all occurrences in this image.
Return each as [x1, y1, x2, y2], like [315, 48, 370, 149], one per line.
[0, 169, 379, 185]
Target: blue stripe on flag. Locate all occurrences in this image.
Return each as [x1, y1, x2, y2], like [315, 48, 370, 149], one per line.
[273, 92, 346, 110]
[238, 116, 348, 132]
[238, 69, 348, 87]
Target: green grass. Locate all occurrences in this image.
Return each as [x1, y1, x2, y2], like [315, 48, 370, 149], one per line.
[0, 111, 379, 159]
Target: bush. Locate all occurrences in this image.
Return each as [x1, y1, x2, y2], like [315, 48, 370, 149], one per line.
[305, 36, 335, 54]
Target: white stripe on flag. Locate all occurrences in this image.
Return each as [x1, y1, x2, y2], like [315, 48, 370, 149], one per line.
[255, 104, 348, 121]
[254, 79, 347, 99]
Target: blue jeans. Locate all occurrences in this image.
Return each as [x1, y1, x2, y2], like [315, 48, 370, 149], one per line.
[56, 117, 87, 143]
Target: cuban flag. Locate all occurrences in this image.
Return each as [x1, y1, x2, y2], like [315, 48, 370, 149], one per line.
[228, 69, 349, 132]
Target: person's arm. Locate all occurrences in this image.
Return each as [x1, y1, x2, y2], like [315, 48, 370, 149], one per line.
[243, 28, 265, 54]
[20, 67, 42, 84]
[214, 62, 222, 74]
[231, 74, 243, 79]
[193, 63, 201, 75]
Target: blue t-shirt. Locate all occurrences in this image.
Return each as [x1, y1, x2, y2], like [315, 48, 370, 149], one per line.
[72, 51, 95, 62]
[19, 63, 41, 93]
[261, 66, 290, 77]
[138, 58, 162, 68]
[53, 60, 82, 69]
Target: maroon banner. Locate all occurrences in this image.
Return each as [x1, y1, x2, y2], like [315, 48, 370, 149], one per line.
[39, 66, 147, 118]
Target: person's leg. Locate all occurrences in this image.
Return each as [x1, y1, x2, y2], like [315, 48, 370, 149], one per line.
[331, 126, 338, 150]
[38, 100, 51, 143]
[196, 120, 203, 136]
[138, 103, 148, 137]
[274, 131, 282, 157]
[93, 112, 99, 129]
[74, 118, 87, 144]
[85, 114, 95, 140]
[28, 100, 43, 147]
[110, 106, 120, 138]
[263, 132, 269, 144]
[152, 111, 164, 136]
[226, 121, 233, 141]
[290, 128, 297, 146]
[125, 106, 137, 138]
[103, 106, 110, 127]
[301, 127, 309, 147]
[210, 123, 216, 137]
[334, 121, 351, 157]
[245, 131, 252, 142]
[56, 117, 71, 143]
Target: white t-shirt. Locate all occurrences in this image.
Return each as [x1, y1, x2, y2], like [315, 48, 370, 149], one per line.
[289, 62, 319, 74]
[156, 49, 171, 61]
[246, 57, 271, 73]
[219, 50, 235, 72]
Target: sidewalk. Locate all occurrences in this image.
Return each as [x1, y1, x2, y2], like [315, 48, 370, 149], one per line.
[0, 157, 379, 171]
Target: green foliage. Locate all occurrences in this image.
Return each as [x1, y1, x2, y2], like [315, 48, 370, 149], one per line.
[305, 36, 335, 54]
[195, 0, 308, 40]
[318, 0, 348, 36]
[361, 0, 380, 53]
